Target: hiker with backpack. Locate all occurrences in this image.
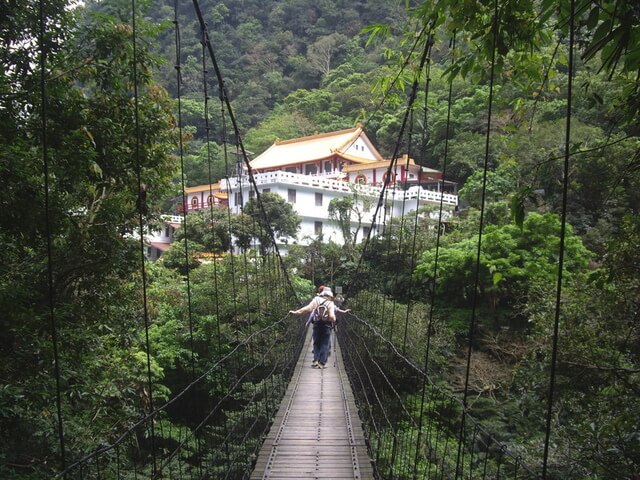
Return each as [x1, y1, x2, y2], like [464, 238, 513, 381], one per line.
[289, 288, 337, 369]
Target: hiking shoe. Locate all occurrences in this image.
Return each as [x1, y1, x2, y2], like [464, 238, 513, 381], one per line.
[312, 360, 318, 367]
[317, 363, 325, 369]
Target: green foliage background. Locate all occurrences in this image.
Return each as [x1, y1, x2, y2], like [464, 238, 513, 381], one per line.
[1, 0, 639, 478]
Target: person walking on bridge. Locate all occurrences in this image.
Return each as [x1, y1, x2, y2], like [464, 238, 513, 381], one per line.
[290, 288, 336, 369]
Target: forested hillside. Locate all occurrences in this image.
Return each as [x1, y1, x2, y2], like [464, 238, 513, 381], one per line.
[1, 0, 639, 478]
[143, 0, 409, 186]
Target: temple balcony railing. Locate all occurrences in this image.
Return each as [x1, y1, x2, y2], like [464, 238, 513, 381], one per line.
[223, 172, 458, 206]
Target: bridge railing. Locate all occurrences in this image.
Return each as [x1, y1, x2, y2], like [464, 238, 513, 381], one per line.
[338, 310, 536, 480]
[55, 272, 306, 480]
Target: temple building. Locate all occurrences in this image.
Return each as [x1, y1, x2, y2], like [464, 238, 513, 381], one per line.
[177, 126, 457, 250]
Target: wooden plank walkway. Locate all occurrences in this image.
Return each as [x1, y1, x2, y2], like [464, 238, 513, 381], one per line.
[250, 328, 374, 479]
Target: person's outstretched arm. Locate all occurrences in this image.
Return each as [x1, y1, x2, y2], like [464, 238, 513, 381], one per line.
[289, 298, 317, 315]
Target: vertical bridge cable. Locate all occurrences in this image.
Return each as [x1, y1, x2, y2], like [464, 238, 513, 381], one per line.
[200, 6, 224, 361]
[217, 85, 242, 475]
[542, 0, 575, 476]
[399, 31, 436, 352]
[348, 22, 430, 154]
[425, 29, 455, 384]
[350, 25, 432, 344]
[380, 170, 395, 335]
[215, 83, 256, 478]
[173, 4, 203, 477]
[455, 0, 500, 476]
[130, 0, 157, 473]
[217, 85, 240, 336]
[412, 30, 454, 480]
[347, 22, 432, 299]
[191, 0, 299, 304]
[399, 104, 414, 353]
[200, 40, 231, 479]
[39, 0, 66, 472]
[173, 0, 197, 380]
[337, 26, 430, 313]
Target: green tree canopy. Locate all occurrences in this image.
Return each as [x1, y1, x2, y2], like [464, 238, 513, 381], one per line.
[415, 213, 592, 312]
[174, 207, 231, 253]
[0, 1, 177, 475]
[240, 192, 300, 253]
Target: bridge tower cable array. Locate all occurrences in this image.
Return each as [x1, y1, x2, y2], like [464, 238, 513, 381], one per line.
[345, 22, 433, 299]
[173, 0, 208, 475]
[191, 0, 299, 303]
[173, 0, 197, 379]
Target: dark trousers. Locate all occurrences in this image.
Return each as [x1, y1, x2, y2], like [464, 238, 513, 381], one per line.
[313, 322, 332, 364]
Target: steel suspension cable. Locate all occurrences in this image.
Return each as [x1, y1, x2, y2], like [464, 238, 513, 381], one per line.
[393, 100, 433, 468]
[173, 0, 197, 378]
[219, 95, 242, 474]
[157, 323, 288, 473]
[173, 6, 203, 476]
[219, 97, 240, 343]
[237, 145, 255, 339]
[342, 22, 429, 154]
[412, 29, 452, 480]
[339, 322, 394, 431]
[234, 155, 256, 471]
[380, 180, 395, 335]
[342, 305, 535, 477]
[130, 0, 157, 472]
[399, 99, 418, 353]
[409, 44, 437, 330]
[542, 0, 575, 475]
[346, 321, 418, 426]
[191, 0, 299, 304]
[426, 29, 456, 388]
[200, 19, 224, 360]
[455, 0, 500, 476]
[199, 36, 232, 478]
[39, 0, 66, 471]
[347, 22, 434, 299]
[419, 41, 432, 165]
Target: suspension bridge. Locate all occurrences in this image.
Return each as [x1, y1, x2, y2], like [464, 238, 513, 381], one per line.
[26, 0, 615, 478]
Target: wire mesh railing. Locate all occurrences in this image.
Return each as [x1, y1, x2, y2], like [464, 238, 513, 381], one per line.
[55, 258, 306, 479]
[338, 310, 535, 480]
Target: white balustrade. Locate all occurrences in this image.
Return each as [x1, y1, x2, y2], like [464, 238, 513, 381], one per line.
[221, 172, 457, 206]
[160, 214, 183, 224]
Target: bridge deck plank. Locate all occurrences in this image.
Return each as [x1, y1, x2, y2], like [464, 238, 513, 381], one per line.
[250, 328, 374, 479]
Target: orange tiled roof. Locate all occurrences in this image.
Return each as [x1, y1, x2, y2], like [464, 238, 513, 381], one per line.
[334, 152, 377, 164]
[149, 241, 171, 252]
[249, 126, 383, 170]
[342, 160, 399, 172]
[342, 159, 441, 175]
[185, 182, 221, 194]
